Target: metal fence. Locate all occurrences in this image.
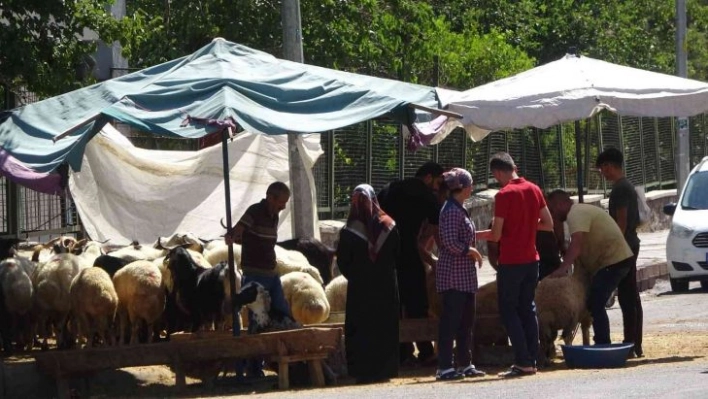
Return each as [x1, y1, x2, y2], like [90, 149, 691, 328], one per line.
[313, 111, 706, 220]
[1, 86, 83, 239]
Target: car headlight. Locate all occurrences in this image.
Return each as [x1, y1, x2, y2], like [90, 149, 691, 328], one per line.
[670, 224, 694, 239]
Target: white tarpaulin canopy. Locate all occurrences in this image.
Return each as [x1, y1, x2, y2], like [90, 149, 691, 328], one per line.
[437, 53, 708, 142]
[69, 125, 322, 245]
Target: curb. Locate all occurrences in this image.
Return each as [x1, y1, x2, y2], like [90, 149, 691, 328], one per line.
[636, 261, 668, 293]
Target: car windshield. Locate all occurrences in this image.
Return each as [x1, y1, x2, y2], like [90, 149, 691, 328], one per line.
[681, 171, 708, 210]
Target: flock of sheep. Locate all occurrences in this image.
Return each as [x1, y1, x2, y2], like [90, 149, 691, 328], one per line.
[0, 233, 346, 355]
[0, 230, 590, 369]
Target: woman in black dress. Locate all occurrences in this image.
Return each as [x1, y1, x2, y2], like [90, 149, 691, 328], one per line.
[336, 184, 400, 384]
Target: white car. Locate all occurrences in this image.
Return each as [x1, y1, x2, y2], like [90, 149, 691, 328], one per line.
[663, 155, 708, 292]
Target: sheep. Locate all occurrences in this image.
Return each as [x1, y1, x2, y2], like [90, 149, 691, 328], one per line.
[107, 241, 166, 262]
[155, 233, 206, 253]
[274, 246, 324, 285]
[164, 247, 227, 333]
[30, 236, 77, 263]
[280, 271, 330, 325]
[277, 238, 336, 285]
[94, 255, 133, 278]
[536, 267, 593, 366]
[69, 267, 118, 348]
[324, 275, 347, 313]
[425, 263, 442, 319]
[31, 253, 86, 350]
[203, 241, 242, 268]
[243, 282, 301, 333]
[112, 260, 166, 345]
[72, 240, 106, 269]
[0, 257, 36, 354]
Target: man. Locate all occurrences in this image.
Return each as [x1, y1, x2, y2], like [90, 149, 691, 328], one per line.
[487, 220, 561, 281]
[547, 190, 634, 348]
[476, 152, 554, 378]
[596, 148, 644, 358]
[378, 161, 443, 366]
[226, 181, 292, 376]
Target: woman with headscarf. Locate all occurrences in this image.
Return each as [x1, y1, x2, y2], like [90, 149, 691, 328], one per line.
[336, 184, 400, 384]
[435, 168, 486, 381]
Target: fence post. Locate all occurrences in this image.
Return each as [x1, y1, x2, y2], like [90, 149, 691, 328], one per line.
[638, 118, 647, 187]
[7, 182, 20, 238]
[534, 128, 546, 191]
[557, 125, 566, 190]
[654, 118, 662, 189]
[365, 121, 373, 184]
[327, 131, 335, 220]
[597, 114, 607, 195]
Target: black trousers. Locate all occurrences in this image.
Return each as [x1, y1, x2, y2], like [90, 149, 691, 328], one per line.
[437, 290, 476, 370]
[617, 246, 643, 355]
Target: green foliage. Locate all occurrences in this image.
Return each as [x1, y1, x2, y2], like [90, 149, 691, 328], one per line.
[0, 0, 122, 97]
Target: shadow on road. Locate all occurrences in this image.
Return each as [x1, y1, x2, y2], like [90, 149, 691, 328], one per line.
[623, 355, 704, 369]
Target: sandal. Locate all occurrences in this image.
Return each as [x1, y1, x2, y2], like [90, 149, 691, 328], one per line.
[436, 368, 464, 381]
[498, 365, 536, 378]
[458, 365, 486, 377]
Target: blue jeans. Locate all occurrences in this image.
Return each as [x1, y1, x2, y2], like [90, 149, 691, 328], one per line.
[497, 262, 539, 368]
[588, 257, 632, 344]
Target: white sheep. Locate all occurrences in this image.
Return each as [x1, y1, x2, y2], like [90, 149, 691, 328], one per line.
[112, 260, 166, 345]
[0, 257, 36, 351]
[324, 275, 347, 313]
[69, 267, 118, 348]
[108, 242, 166, 262]
[281, 271, 330, 325]
[30, 236, 77, 263]
[275, 246, 324, 285]
[203, 241, 242, 268]
[74, 240, 106, 269]
[243, 282, 301, 333]
[31, 253, 86, 349]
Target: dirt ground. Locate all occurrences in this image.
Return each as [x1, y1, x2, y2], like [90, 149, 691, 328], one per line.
[3, 331, 706, 398]
[3, 282, 707, 398]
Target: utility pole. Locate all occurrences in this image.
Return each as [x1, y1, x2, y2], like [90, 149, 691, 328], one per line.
[282, 0, 316, 238]
[676, 0, 690, 192]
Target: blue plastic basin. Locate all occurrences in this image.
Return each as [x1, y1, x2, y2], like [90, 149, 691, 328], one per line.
[561, 343, 634, 369]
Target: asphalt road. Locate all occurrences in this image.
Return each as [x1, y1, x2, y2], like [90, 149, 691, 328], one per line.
[227, 279, 708, 399]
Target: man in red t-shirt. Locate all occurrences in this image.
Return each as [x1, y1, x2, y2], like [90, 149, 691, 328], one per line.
[477, 152, 553, 378]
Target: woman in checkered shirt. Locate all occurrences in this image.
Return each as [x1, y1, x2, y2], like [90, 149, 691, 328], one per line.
[434, 168, 486, 381]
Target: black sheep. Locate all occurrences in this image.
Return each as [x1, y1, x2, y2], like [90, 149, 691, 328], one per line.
[166, 247, 228, 332]
[93, 254, 132, 278]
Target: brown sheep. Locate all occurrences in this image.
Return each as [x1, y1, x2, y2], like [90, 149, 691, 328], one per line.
[113, 261, 166, 345]
[70, 267, 118, 348]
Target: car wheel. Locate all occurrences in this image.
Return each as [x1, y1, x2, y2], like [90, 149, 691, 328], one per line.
[701, 280, 708, 291]
[670, 278, 689, 293]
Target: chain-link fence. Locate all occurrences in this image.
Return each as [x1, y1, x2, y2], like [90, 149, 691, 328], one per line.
[312, 110, 704, 220]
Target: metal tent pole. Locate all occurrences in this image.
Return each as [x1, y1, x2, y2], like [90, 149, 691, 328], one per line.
[221, 129, 240, 336]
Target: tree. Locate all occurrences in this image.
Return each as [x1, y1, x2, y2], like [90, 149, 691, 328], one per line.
[0, 0, 122, 98]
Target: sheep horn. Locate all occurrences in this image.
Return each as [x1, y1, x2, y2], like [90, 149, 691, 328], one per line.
[220, 218, 228, 229]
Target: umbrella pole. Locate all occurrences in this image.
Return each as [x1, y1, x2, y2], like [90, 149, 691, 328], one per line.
[575, 120, 584, 203]
[221, 128, 241, 337]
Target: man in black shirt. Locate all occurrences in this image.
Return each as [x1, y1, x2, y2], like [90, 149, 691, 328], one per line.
[597, 148, 643, 358]
[378, 161, 444, 366]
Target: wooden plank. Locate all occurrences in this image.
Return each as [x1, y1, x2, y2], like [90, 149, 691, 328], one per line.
[34, 327, 342, 377]
[399, 319, 438, 343]
[308, 359, 325, 387]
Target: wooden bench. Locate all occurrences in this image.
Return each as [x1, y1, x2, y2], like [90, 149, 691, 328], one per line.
[33, 327, 342, 398]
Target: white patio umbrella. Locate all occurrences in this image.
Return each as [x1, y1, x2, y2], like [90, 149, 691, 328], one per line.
[439, 53, 708, 201]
